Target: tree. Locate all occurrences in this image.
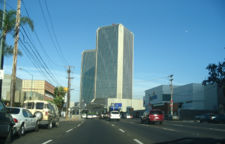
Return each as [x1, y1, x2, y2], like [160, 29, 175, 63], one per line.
[3, 42, 22, 56]
[53, 87, 67, 114]
[202, 61, 225, 97]
[0, 9, 34, 56]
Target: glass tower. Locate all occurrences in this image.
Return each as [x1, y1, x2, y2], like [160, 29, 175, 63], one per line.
[95, 24, 133, 99]
[80, 50, 96, 104]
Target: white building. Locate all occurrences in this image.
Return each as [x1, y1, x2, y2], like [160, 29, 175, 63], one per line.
[144, 83, 219, 111]
[173, 83, 218, 111]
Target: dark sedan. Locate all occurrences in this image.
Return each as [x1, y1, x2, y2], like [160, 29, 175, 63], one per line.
[0, 101, 15, 144]
[195, 113, 216, 123]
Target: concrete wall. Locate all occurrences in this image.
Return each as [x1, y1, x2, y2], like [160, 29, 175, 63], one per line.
[2, 74, 23, 104]
[144, 83, 219, 112]
[107, 98, 144, 112]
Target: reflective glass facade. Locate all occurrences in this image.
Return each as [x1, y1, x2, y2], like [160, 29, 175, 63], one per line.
[122, 27, 133, 99]
[80, 50, 96, 104]
[95, 24, 133, 99]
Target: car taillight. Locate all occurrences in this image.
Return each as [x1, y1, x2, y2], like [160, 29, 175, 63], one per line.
[45, 111, 48, 116]
[13, 118, 18, 123]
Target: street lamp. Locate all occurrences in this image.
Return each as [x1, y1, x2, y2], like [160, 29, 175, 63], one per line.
[19, 68, 33, 99]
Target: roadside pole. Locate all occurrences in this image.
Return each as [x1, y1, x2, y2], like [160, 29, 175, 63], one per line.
[10, 0, 21, 106]
[169, 75, 174, 117]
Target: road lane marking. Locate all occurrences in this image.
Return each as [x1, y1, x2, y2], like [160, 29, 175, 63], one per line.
[66, 128, 73, 133]
[208, 128, 225, 132]
[161, 127, 176, 132]
[133, 139, 144, 144]
[112, 124, 115, 127]
[42, 140, 53, 144]
[119, 128, 125, 133]
[171, 124, 183, 127]
[77, 124, 81, 127]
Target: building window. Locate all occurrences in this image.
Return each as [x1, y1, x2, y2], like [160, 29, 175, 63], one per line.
[162, 94, 171, 101]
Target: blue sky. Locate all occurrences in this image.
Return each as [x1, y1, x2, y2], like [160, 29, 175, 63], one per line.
[2, 0, 225, 102]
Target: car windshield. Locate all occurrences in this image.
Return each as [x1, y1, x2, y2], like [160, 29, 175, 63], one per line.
[36, 103, 44, 109]
[7, 108, 20, 114]
[111, 111, 119, 114]
[150, 111, 162, 115]
[3, 1, 224, 143]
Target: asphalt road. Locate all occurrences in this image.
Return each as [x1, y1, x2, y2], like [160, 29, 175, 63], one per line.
[8, 118, 225, 144]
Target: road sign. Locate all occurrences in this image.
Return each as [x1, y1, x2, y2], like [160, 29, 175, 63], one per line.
[0, 70, 4, 80]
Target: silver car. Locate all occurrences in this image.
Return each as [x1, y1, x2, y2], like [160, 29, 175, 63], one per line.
[7, 107, 39, 136]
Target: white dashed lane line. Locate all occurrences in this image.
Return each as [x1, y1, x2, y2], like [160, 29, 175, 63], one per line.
[161, 127, 176, 132]
[42, 139, 53, 144]
[119, 128, 125, 133]
[208, 128, 225, 132]
[133, 139, 144, 144]
[77, 123, 81, 127]
[112, 124, 115, 127]
[66, 128, 73, 133]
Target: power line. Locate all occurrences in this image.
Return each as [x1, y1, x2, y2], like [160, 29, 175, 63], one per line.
[38, 0, 69, 65]
[21, 0, 65, 67]
[20, 26, 60, 86]
[43, 0, 69, 64]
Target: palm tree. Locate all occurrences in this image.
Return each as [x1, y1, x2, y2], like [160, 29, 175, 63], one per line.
[0, 9, 34, 56]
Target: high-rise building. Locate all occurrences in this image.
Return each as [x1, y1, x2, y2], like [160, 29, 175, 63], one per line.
[94, 24, 133, 100]
[80, 50, 96, 104]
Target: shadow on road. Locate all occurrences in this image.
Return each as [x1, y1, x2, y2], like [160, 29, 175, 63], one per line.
[154, 137, 225, 144]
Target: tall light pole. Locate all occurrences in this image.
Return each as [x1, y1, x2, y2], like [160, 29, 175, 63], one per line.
[19, 68, 33, 99]
[169, 75, 174, 117]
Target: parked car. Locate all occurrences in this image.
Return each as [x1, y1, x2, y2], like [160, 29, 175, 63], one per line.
[125, 113, 133, 119]
[87, 114, 93, 119]
[109, 111, 120, 121]
[0, 101, 15, 144]
[211, 114, 225, 123]
[195, 113, 216, 123]
[141, 109, 164, 124]
[81, 113, 87, 119]
[7, 107, 39, 136]
[92, 114, 98, 118]
[23, 100, 59, 129]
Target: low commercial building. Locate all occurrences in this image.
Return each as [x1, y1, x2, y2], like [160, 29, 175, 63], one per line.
[94, 98, 145, 112]
[22, 80, 55, 101]
[144, 83, 222, 119]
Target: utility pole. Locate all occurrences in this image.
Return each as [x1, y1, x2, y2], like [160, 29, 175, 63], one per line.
[169, 75, 174, 117]
[10, 0, 21, 107]
[66, 66, 73, 119]
[0, 0, 7, 100]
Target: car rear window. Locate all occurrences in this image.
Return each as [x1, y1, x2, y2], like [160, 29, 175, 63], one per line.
[36, 103, 44, 109]
[7, 108, 20, 114]
[111, 111, 119, 114]
[150, 111, 163, 115]
[26, 102, 34, 109]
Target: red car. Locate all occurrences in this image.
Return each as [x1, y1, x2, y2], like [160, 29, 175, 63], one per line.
[141, 109, 164, 124]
